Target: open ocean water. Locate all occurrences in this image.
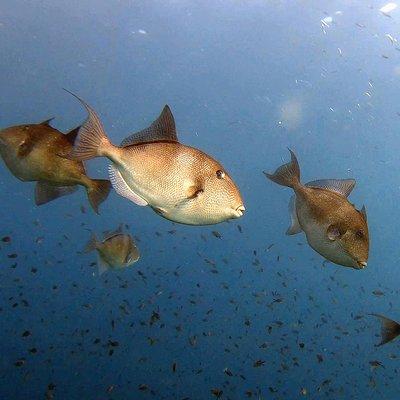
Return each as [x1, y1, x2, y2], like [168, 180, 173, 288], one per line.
[0, 0, 400, 399]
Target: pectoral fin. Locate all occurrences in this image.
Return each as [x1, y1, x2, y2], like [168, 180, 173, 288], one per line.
[306, 179, 355, 197]
[286, 195, 302, 235]
[327, 224, 342, 241]
[108, 164, 148, 206]
[35, 182, 78, 205]
[18, 137, 35, 158]
[174, 185, 204, 208]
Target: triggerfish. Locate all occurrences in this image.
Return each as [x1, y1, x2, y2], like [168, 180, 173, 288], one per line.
[84, 226, 140, 275]
[264, 150, 369, 269]
[67, 91, 245, 225]
[0, 119, 110, 213]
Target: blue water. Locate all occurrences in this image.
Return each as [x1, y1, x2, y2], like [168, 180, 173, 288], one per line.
[0, 0, 399, 398]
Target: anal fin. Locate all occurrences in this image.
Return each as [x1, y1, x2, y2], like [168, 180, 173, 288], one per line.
[108, 164, 148, 206]
[97, 255, 110, 276]
[35, 182, 78, 206]
[286, 195, 302, 235]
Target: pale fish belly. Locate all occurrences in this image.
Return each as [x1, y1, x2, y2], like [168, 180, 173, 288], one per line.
[115, 153, 194, 211]
[300, 218, 345, 264]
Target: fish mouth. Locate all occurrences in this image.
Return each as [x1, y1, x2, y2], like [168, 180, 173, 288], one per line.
[356, 260, 367, 269]
[232, 205, 245, 218]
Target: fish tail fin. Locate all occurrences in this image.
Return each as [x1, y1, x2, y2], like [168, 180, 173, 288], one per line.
[65, 90, 114, 160]
[263, 149, 301, 189]
[370, 313, 400, 346]
[84, 233, 98, 253]
[87, 179, 112, 214]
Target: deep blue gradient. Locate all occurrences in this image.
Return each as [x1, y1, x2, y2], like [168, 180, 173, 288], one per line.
[0, 1, 399, 398]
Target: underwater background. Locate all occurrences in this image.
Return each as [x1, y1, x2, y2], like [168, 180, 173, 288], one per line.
[0, 0, 399, 398]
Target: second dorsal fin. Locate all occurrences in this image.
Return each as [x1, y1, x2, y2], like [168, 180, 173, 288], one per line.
[39, 118, 54, 127]
[64, 125, 81, 145]
[305, 179, 355, 198]
[120, 105, 177, 147]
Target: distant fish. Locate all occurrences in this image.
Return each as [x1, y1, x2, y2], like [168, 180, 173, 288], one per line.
[370, 314, 400, 346]
[84, 226, 140, 275]
[380, 2, 398, 16]
[0, 119, 110, 213]
[67, 91, 245, 225]
[264, 150, 369, 269]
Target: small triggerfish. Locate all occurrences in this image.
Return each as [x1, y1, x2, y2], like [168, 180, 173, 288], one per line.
[264, 150, 369, 269]
[84, 226, 140, 275]
[0, 119, 110, 213]
[67, 91, 245, 225]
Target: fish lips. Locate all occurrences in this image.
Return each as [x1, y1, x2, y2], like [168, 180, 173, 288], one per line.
[232, 205, 245, 218]
[356, 260, 368, 269]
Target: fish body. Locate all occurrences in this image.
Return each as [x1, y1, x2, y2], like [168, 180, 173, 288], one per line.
[68, 92, 244, 225]
[84, 228, 140, 275]
[108, 141, 241, 225]
[264, 150, 369, 269]
[0, 120, 110, 213]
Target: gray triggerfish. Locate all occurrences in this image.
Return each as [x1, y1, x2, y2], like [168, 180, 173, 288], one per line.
[84, 226, 140, 275]
[67, 91, 245, 225]
[0, 119, 110, 213]
[264, 150, 369, 269]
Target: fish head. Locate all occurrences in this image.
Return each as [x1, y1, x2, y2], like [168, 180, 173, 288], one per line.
[0, 125, 31, 157]
[327, 209, 369, 269]
[200, 167, 245, 222]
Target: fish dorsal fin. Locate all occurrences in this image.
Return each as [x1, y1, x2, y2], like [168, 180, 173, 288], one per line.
[305, 179, 355, 197]
[103, 224, 124, 242]
[120, 105, 177, 147]
[360, 205, 367, 221]
[371, 313, 400, 346]
[286, 195, 302, 235]
[39, 118, 54, 127]
[64, 125, 81, 145]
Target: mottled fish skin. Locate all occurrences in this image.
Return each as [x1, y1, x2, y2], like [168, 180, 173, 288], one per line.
[67, 91, 245, 225]
[0, 121, 110, 213]
[264, 150, 369, 269]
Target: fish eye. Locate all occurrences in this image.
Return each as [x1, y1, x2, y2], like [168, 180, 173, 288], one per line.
[216, 170, 225, 179]
[356, 230, 364, 239]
